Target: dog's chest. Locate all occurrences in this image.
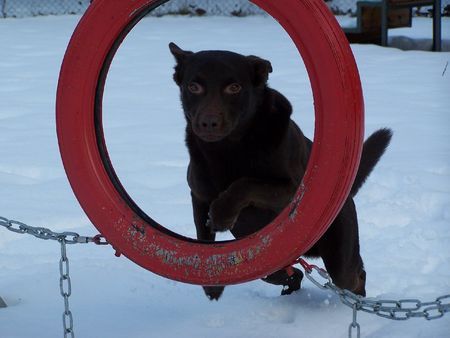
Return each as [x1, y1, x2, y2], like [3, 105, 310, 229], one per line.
[203, 145, 275, 189]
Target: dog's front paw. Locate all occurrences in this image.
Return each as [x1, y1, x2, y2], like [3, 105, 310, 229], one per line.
[203, 286, 225, 301]
[206, 213, 237, 233]
[207, 197, 239, 232]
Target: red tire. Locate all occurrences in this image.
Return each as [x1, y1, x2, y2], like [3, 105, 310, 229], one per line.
[56, 0, 364, 285]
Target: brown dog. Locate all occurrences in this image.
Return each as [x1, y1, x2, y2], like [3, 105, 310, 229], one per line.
[169, 42, 392, 300]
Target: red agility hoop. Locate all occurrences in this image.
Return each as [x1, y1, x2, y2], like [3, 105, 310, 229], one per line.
[56, 0, 364, 285]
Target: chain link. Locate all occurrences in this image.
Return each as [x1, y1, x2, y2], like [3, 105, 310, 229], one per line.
[295, 258, 450, 338]
[349, 303, 361, 338]
[60, 239, 74, 338]
[1, 216, 108, 338]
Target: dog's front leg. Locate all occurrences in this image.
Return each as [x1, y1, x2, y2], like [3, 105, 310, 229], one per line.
[192, 193, 215, 241]
[191, 193, 225, 300]
[208, 177, 296, 232]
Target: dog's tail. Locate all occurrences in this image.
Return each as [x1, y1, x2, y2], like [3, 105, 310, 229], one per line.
[350, 128, 393, 197]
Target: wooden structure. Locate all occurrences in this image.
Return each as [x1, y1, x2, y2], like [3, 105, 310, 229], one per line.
[344, 0, 442, 51]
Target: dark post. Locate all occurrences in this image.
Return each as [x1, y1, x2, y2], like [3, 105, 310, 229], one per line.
[381, 0, 389, 46]
[0, 296, 7, 308]
[433, 0, 442, 51]
[1, 0, 7, 18]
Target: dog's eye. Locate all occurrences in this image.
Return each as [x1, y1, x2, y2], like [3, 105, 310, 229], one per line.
[187, 82, 204, 95]
[225, 83, 242, 95]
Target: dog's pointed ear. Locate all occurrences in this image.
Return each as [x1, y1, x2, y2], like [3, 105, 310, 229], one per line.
[169, 42, 193, 86]
[169, 42, 193, 65]
[247, 55, 272, 87]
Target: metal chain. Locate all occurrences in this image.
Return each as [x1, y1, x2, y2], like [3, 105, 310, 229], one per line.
[60, 239, 74, 338]
[296, 258, 450, 338]
[3, 216, 450, 337]
[0, 216, 108, 338]
[0, 216, 108, 245]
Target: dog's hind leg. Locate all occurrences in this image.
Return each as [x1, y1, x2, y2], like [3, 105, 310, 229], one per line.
[262, 266, 304, 295]
[316, 199, 367, 296]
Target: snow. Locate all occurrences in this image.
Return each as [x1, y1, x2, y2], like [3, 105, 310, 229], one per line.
[1, 14, 449, 338]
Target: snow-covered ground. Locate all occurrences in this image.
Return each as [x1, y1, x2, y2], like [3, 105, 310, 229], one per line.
[1, 14, 449, 338]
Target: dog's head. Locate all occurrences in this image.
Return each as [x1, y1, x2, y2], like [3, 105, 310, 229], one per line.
[169, 42, 272, 142]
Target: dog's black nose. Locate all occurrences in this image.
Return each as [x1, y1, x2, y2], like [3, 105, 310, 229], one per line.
[199, 114, 222, 132]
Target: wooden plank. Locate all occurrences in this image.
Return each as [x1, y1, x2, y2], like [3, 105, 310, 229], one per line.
[360, 6, 411, 31]
[388, 8, 412, 28]
[388, 0, 434, 6]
